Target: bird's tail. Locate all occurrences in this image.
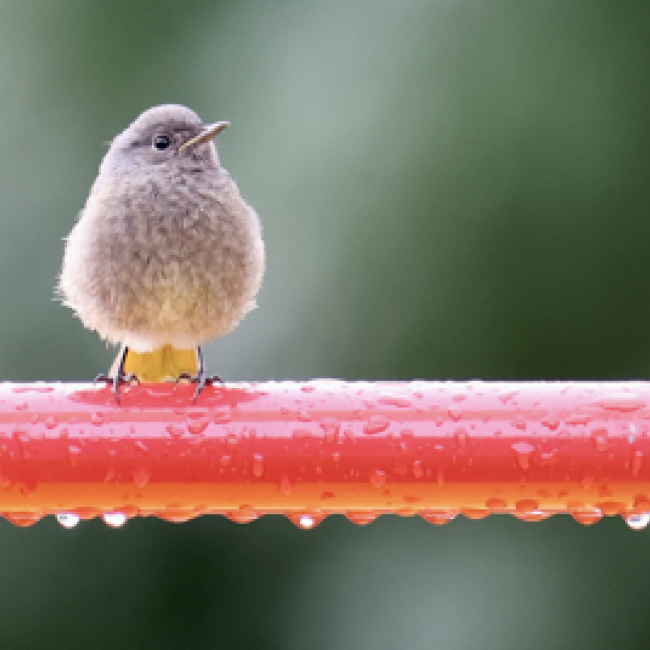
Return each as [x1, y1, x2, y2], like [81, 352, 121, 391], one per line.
[110, 344, 199, 382]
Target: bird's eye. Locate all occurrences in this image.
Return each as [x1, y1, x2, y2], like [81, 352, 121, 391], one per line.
[153, 135, 171, 150]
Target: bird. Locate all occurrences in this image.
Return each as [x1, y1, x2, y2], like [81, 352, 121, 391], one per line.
[58, 104, 265, 401]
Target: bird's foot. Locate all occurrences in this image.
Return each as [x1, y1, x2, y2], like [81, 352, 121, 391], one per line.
[94, 372, 139, 404]
[176, 371, 224, 402]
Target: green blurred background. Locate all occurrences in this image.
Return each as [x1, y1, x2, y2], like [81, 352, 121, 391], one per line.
[0, 0, 649, 647]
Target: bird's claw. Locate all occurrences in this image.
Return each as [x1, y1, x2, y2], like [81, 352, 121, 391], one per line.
[94, 372, 139, 404]
[175, 372, 224, 402]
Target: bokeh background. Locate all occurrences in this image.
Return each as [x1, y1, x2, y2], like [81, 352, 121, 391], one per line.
[0, 0, 649, 647]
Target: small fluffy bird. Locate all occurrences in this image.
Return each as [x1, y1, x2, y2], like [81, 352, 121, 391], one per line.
[58, 104, 265, 400]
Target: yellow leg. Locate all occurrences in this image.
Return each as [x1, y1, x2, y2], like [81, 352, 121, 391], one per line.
[111, 344, 199, 383]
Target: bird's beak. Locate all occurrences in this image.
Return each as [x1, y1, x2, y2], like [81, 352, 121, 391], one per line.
[178, 121, 229, 153]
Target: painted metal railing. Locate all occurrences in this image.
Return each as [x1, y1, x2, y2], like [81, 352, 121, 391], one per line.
[1, 380, 648, 530]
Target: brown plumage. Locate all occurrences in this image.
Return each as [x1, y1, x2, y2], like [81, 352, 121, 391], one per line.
[58, 104, 265, 395]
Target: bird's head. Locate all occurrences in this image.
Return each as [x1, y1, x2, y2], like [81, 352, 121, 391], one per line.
[100, 104, 229, 175]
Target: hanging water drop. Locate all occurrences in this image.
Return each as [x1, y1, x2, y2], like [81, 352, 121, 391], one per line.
[286, 511, 325, 528]
[625, 513, 650, 530]
[419, 510, 457, 525]
[226, 506, 259, 523]
[345, 512, 378, 525]
[569, 508, 603, 525]
[299, 514, 316, 528]
[102, 512, 128, 528]
[56, 513, 80, 529]
[513, 510, 551, 522]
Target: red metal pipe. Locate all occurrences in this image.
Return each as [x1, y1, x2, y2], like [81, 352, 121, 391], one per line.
[1, 380, 649, 529]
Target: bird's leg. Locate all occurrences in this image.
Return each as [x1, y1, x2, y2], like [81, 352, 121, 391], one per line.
[176, 346, 223, 401]
[94, 344, 139, 403]
[193, 346, 224, 401]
